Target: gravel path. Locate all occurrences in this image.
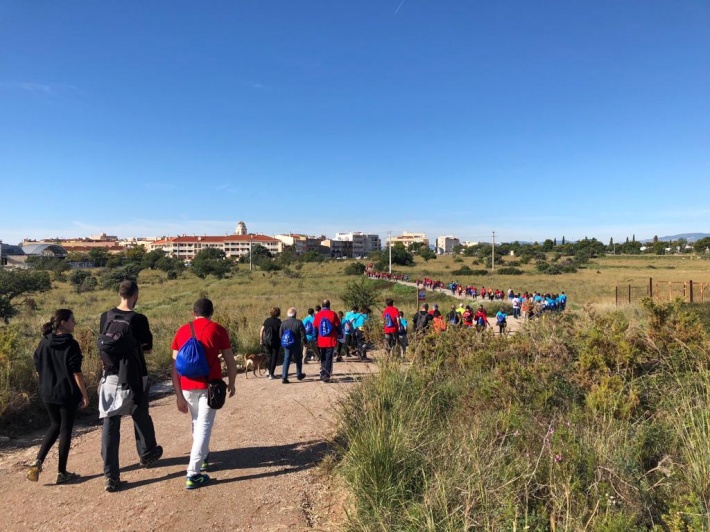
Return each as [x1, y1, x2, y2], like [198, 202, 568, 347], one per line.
[0, 358, 377, 531]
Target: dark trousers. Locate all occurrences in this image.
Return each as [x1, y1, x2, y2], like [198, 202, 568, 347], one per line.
[265, 345, 280, 377]
[319, 347, 335, 381]
[102, 379, 157, 479]
[37, 402, 78, 474]
[281, 347, 303, 379]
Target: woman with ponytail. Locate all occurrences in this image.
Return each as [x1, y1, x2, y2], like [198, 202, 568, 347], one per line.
[27, 309, 89, 484]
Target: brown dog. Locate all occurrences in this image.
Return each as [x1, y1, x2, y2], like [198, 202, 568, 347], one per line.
[244, 353, 268, 378]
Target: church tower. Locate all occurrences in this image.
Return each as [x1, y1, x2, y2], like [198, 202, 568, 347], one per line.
[235, 221, 248, 235]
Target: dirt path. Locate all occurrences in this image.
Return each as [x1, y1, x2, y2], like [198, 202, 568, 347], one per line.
[392, 280, 526, 334]
[0, 358, 377, 532]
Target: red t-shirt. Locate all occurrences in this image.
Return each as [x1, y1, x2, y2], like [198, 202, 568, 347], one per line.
[314, 309, 340, 348]
[382, 306, 399, 334]
[171, 318, 231, 391]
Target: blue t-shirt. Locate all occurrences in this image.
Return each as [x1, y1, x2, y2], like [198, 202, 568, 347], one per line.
[302, 315, 316, 341]
[398, 317, 408, 334]
[351, 312, 366, 329]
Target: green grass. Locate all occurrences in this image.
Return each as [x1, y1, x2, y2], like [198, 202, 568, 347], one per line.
[332, 300, 710, 530]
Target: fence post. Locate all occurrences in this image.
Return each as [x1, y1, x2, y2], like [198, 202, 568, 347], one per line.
[615, 286, 618, 306]
[628, 284, 631, 304]
[690, 280, 694, 303]
[649, 277, 653, 300]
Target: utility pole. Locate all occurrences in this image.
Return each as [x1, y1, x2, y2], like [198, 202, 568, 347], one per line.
[491, 231, 496, 272]
[387, 231, 393, 274]
[249, 235, 253, 271]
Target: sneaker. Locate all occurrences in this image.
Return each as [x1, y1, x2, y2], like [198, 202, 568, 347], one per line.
[297, 373, 306, 381]
[268, 374, 276, 380]
[104, 477, 122, 492]
[335, 356, 343, 362]
[140, 445, 163, 467]
[185, 473, 210, 490]
[282, 378, 290, 384]
[56, 471, 79, 484]
[27, 460, 42, 482]
[200, 455, 209, 473]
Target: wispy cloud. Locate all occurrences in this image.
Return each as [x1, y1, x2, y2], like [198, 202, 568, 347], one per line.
[394, 0, 407, 16]
[0, 81, 79, 96]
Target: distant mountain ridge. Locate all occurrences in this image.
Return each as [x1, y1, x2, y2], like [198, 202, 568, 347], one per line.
[643, 233, 710, 243]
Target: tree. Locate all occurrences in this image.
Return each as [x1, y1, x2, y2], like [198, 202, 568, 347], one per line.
[142, 249, 167, 270]
[88, 247, 110, 267]
[693, 237, 710, 254]
[418, 248, 437, 262]
[239, 244, 272, 265]
[375, 243, 413, 271]
[340, 278, 377, 311]
[0, 270, 52, 322]
[191, 248, 231, 279]
[542, 239, 555, 252]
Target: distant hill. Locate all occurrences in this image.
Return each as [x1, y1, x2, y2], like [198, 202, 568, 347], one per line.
[642, 233, 710, 243]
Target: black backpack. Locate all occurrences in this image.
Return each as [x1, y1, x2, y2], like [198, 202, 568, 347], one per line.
[97, 310, 140, 371]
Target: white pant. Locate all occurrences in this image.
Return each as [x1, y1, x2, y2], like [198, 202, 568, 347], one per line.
[183, 389, 216, 477]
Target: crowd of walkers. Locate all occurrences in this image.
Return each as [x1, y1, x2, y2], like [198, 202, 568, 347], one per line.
[26, 274, 566, 493]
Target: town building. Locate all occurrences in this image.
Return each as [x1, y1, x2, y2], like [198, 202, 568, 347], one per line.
[273, 234, 326, 255]
[149, 234, 281, 260]
[387, 231, 429, 250]
[436, 235, 461, 254]
[334, 232, 381, 258]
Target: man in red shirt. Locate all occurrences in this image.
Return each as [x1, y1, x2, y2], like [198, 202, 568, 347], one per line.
[313, 299, 340, 382]
[171, 298, 237, 490]
[382, 298, 400, 355]
[474, 305, 489, 330]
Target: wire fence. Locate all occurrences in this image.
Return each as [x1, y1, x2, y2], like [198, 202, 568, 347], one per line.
[615, 278, 710, 305]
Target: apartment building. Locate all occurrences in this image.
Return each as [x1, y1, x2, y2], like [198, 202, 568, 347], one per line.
[273, 234, 326, 255]
[334, 232, 381, 258]
[387, 231, 429, 250]
[150, 234, 281, 260]
[436, 235, 460, 254]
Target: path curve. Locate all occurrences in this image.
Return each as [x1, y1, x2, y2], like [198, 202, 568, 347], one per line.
[0, 359, 377, 531]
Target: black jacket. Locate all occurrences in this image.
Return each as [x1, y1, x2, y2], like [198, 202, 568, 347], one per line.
[34, 334, 83, 405]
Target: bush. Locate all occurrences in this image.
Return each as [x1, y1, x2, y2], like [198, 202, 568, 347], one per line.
[452, 266, 487, 276]
[333, 302, 710, 529]
[340, 278, 378, 311]
[496, 267, 524, 275]
[344, 262, 366, 275]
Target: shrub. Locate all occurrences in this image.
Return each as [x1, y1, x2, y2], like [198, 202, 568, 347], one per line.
[344, 262, 366, 276]
[340, 278, 378, 311]
[333, 302, 710, 529]
[452, 266, 488, 276]
[496, 267, 524, 275]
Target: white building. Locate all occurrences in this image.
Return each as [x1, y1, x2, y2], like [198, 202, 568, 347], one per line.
[387, 231, 429, 250]
[436, 235, 460, 254]
[150, 234, 281, 260]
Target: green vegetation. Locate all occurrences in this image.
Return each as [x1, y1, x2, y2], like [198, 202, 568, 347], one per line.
[333, 300, 710, 529]
[0, 270, 52, 323]
[4, 250, 710, 526]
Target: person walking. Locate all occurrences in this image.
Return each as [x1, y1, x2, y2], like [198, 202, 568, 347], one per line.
[259, 307, 282, 380]
[397, 310, 408, 357]
[99, 280, 162, 493]
[279, 307, 307, 383]
[313, 300, 340, 382]
[382, 298, 400, 355]
[171, 298, 237, 489]
[27, 309, 89, 484]
[301, 308, 318, 363]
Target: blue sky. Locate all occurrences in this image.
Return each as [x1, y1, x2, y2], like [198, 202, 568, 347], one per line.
[1, 1, 708, 245]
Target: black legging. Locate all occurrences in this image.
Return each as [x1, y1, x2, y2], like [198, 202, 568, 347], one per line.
[37, 402, 78, 474]
[265, 345, 280, 377]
